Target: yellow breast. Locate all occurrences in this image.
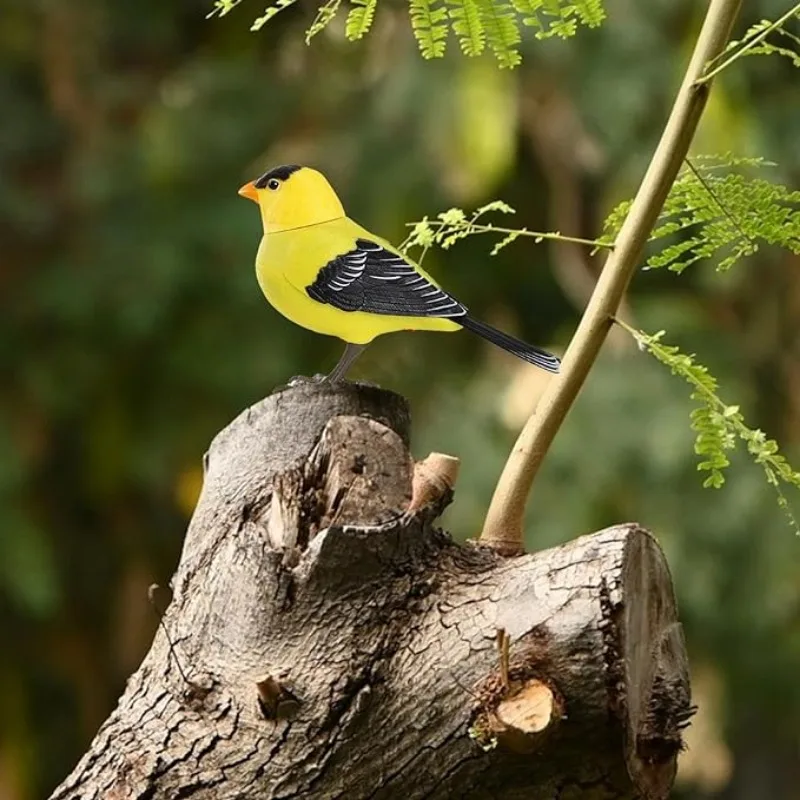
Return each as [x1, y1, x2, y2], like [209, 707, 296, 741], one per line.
[254, 219, 460, 344]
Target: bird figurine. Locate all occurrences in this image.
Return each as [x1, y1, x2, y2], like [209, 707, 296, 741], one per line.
[239, 165, 560, 382]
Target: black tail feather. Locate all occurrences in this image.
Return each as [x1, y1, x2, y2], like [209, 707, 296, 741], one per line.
[455, 315, 561, 374]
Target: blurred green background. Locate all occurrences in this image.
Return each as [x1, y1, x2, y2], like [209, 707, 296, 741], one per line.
[2, 0, 800, 797]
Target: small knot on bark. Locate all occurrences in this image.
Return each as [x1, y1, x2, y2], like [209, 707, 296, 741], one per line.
[256, 675, 301, 720]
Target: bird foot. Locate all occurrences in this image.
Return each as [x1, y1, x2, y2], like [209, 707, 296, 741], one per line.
[285, 373, 327, 386]
[281, 374, 381, 390]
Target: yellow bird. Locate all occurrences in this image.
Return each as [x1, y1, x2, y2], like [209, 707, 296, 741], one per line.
[239, 165, 561, 381]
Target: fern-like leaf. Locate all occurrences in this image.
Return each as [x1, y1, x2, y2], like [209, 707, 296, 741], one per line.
[618, 324, 800, 534]
[477, 0, 521, 68]
[701, 8, 800, 80]
[216, 0, 607, 66]
[345, 0, 378, 40]
[602, 154, 800, 273]
[574, 0, 604, 26]
[511, 0, 604, 38]
[410, 0, 449, 59]
[306, 0, 343, 42]
[207, 0, 243, 18]
[448, 0, 486, 55]
[746, 40, 800, 67]
[251, 0, 301, 30]
[402, 200, 607, 255]
[716, 19, 775, 59]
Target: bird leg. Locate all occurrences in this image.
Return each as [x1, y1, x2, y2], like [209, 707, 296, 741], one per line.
[326, 343, 368, 383]
[285, 374, 327, 387]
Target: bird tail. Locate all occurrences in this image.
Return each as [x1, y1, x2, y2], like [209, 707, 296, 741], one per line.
[456, 315, 561, 374]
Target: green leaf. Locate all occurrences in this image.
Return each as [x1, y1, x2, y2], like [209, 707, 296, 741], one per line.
[251, 0, 301, 30]
[511, 0, 605, 36]
[703, 10, 800, 77]
[491, 228, 523, 254]
[602, 154, 800, 274]
[410, 0, 450, 58]
[306, 0, 343, 42]
[477, 0, 521, 68]
[224, 0, 607, 66]
[345, 0, 378, 40]
[616, 321, 800, 534]
[448, 0, 486, 55]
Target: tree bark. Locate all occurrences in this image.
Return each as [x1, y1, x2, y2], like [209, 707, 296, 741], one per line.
[51, 381, 691, 800]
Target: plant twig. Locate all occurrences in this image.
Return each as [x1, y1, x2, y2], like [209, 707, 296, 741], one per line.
[697, 2, 800, 84]
[405, 222, 612, 250]
[497, 628, 511, 691]
[478, 0, 743, 554]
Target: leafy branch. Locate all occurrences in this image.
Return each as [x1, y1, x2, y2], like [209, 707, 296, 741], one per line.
[614, 320, 800, 534]
[407, 155, 800, 277]
[601, 154, 800, 273]
[208, 0, 606, 67]
[698, 2, 800, 82]
[401, 202, 611, 264]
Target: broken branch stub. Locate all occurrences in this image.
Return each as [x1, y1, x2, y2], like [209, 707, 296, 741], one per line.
[51, 382, 690, 800]
[407, 451, 461, 516]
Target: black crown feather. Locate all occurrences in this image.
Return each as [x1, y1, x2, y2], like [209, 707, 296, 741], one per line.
[254, 164, 302, 188]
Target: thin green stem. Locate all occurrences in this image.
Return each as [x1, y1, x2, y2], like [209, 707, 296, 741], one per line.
[697, 1, 800, 83]
[406, 222, 612, 250]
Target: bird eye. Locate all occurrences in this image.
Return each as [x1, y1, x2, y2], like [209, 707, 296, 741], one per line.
[267, 178, 281, 191]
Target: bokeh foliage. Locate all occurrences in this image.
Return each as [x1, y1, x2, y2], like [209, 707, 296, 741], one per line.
[211, 0, 606, 66]
[1, 0, 800, 798]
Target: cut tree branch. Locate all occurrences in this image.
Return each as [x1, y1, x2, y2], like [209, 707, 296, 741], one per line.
[479, 0, 743, 554]
[50, 382, 691, 800]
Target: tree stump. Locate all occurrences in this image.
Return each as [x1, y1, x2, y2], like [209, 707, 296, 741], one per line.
[50, 381, 691, 800]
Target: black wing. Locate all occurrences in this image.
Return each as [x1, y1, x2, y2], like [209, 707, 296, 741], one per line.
[306, 239, 467, 318]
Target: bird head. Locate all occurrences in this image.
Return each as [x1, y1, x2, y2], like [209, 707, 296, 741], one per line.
[238, 165, 345, 233]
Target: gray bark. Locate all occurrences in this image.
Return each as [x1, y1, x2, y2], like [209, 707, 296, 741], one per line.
[51, 381, 691, 800]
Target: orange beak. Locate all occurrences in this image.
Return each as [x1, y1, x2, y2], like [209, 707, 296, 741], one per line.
[238, 181, 259, 204]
